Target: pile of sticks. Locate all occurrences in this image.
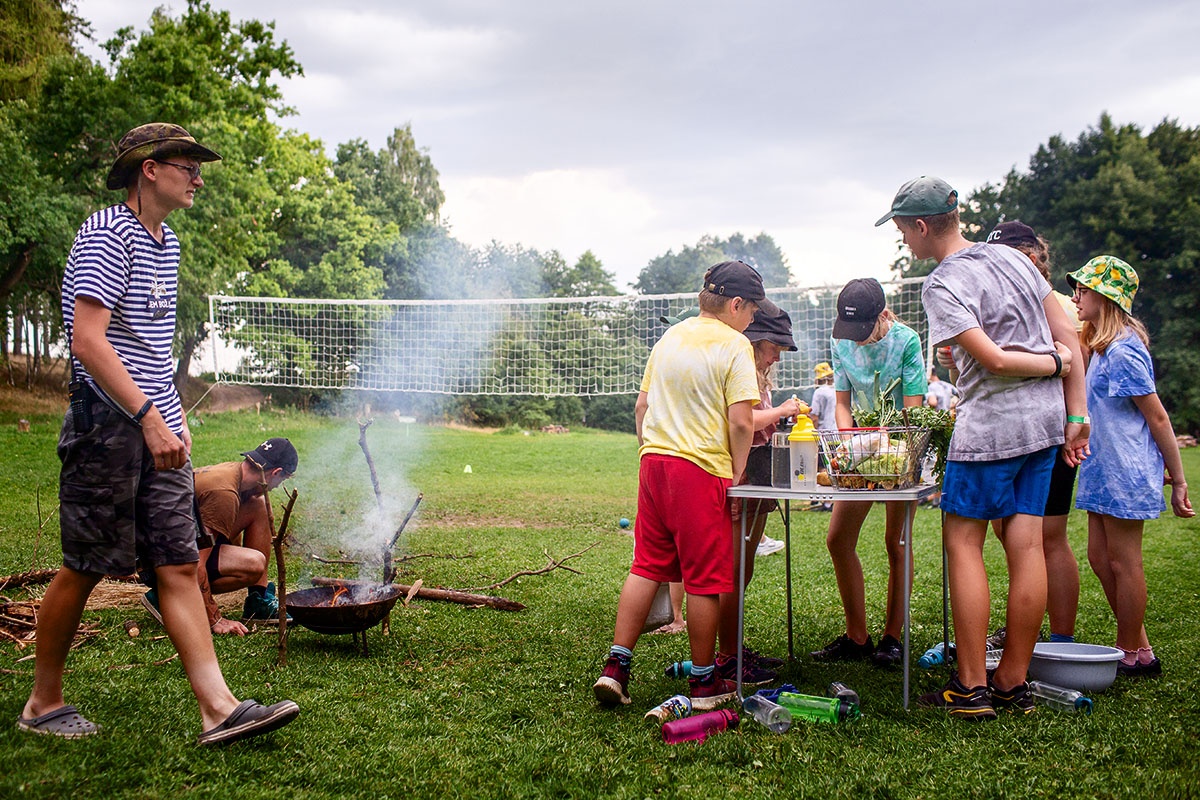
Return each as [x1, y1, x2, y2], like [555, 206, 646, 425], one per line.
[0, 596, 99, 653]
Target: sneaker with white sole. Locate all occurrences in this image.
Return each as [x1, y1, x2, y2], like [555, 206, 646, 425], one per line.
[756, 536, 786, 556]
[593, 655, 631, 706]
[688, 672, 737, 711]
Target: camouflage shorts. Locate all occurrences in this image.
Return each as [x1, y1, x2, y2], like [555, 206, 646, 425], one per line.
[57, 390, 198, 577]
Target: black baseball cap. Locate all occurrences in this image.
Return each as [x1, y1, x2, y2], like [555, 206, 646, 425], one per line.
[702, 261, 781, 316]
[986, 220, 1039, 249]
[744, 307, 797, 350]
[832, 278, 886, 341]
[242, 437, 299, 475]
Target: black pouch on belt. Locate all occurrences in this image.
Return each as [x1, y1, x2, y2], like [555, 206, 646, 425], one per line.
[69, 379, 93, 433]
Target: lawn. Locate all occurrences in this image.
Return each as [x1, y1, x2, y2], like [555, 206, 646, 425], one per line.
[1, 405, 1199, 799]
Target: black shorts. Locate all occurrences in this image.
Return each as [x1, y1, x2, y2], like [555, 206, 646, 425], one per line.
[57, 390, 198, 577]
[1043, 454, 1079, 517]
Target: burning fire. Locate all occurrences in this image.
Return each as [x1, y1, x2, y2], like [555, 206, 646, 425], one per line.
[328, 584, 350, 606]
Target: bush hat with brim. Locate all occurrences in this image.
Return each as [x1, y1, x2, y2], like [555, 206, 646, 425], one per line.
[1066, 255, 1139, 315]
[833, 277, 887, 341]
[875, 176, 958, 227]
[106, 122, 222, 190]
[702, 260, 781, 317]
[744, 307, 797, 350]
[814, 361, 834, 379]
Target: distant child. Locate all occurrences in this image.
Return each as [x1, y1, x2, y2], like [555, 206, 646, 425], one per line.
[810, 361, 836, 431]
[715, 306, 803, 684]
[987, 221, 1083, 645]
[809, 278, 926, 668]
[1068, 255, 1194, 677]
[593, 261, 775, 710]
[878, 176, 1088, 720]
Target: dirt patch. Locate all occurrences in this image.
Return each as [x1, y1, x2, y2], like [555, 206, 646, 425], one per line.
[184, 379, 266, 414]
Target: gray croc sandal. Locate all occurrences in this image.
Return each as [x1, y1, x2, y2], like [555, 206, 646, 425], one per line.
[197, 698, 299, 746]
[17, 705, 99, 738]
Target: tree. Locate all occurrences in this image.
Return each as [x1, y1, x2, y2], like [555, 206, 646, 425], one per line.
[956, 114, 1200, 432]
[633, 232, 790, 294]
[541, 249, 617, 297]
[0, 0, 84, 102]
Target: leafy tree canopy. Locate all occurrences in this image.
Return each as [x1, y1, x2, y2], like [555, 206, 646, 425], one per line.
[633, 232, 790, 295]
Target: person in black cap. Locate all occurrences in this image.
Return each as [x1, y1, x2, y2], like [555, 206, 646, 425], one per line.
[811, 278, 927, 669]
[141, 438, 299, 634]
[878, 176, 1088, 720]
[19, 123, 298, 744]
[594, 261, 768, 710]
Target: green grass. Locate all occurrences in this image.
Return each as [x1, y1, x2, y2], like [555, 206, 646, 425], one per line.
[2, 408, 1199, 799]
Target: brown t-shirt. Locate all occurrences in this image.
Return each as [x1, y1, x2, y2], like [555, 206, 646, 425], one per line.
[194, 461, 245, 546]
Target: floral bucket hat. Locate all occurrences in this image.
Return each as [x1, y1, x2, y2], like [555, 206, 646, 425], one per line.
[1066, 255, 1139, 314]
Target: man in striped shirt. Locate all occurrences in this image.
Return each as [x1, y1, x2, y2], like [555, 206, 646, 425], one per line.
[19, 123, 299, 746]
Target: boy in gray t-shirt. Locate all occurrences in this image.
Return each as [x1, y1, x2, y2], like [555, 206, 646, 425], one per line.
[876, 176, 1089, 720]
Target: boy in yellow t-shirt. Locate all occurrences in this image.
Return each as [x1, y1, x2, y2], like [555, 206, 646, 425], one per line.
[593, 261, 775, 710]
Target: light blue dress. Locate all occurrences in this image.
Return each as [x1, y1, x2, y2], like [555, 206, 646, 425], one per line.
[1075, 334, 1165, 520]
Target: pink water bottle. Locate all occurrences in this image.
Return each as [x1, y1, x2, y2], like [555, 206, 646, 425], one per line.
[661, 709, 739, 744]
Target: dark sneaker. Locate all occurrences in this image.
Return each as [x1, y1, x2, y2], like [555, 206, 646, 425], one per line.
[810, 634, 874, 662]
[716, 653, 776, 687]
[989, 679, 1036, 714]
[593, 656, 631, 706]
[986, 626, 1007, 650]
[743, 646, 785, 670]
[688, 673, 737, 711]
[918, 673, 997, 721]
[1117, 657, 1162, 679]
[141, 588, 164, 626]
[872, 634, 903, 668]
[242, 582, 292, 623]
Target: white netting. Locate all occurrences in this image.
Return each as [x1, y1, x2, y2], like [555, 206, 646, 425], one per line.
[208, 277, 929, 395]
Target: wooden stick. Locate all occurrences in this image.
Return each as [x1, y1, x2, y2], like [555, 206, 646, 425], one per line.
[0, 569, 58, 591]
[357, 419, 384, 512]
[461, 542, 599, 592]
[270, 487, 298, 667]
[311, 577, 526, 612]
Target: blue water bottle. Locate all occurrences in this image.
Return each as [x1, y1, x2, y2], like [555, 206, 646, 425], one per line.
[664, 660, 693, 678]
[917, 641, 956, 669]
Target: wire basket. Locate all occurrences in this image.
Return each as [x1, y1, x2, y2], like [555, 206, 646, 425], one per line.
[818, 427, 933, 490]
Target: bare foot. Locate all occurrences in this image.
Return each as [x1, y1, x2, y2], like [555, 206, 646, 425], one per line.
[648, 620, 687, 635]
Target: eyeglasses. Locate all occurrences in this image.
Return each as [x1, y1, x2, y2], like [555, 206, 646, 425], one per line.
[156, 161, 202, 181]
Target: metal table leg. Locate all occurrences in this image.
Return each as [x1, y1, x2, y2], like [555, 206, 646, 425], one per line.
[784, 499, 793, 662]
[736, 504, 748, 701]
[901, 500, 914, 709]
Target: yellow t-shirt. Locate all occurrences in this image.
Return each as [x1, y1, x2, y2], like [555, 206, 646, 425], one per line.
[638, 316, 760, 478]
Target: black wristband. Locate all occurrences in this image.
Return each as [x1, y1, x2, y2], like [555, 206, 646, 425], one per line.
[132, 399, 154, 423]
[1050, 352, 1062, 378]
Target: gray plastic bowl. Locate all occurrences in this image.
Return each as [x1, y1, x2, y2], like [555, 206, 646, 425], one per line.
[1027, 642, 1123, 693]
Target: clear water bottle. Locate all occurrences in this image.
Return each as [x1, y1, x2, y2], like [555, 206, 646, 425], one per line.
[1029, 681, 1094, 714]
[662, 709, 739, 744]
[664, 660, 693, 679]
[777, 692, 860, 723]
[917, 641, 956, 668]
[644, 695, 692, 724]
[827, 681, 860, 707]
[741, 693, 791, 733]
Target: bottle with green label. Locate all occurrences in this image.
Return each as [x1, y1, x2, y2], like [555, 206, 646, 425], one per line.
[777, 691, 860, 723]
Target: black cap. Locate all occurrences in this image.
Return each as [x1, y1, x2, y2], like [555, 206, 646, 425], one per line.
[241, 437, 298, 475]
[986, 220, 1039, 249]
[744, 307, 797, 350]
[832, 278, 886, 341]
[702, 261, 781, 316]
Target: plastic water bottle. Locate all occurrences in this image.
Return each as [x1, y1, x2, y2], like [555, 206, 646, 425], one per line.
[827, 681, 860, 707]
[644, 695, 692, 724]
[777, 692, 860, 723]
[662, 709, 739, 744]
[1029, 681, 1094, 714]
[664, 660, 693, 678]
[917, 641, 956, 668]
[741, 693, 791, 733]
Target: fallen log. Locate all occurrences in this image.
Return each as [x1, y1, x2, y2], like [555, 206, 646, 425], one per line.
[310, 577, 525, 612]
[0, 569, 58, 590]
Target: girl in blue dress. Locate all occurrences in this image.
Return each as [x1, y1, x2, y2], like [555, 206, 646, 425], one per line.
[1068, 256, 1194, 678]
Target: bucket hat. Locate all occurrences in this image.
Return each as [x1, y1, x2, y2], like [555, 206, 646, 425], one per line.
[106, 123, 222, 190]
[1066, 255, 1139, 315]
[702, 261, 781, 316]
[875, 176, 958, 227]
[833, 278, 887, 341]
[242, 438, 299, 475]
[744, 307, 797, 351]
[814, 361, 834, 380]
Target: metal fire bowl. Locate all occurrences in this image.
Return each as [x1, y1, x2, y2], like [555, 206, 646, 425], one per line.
[285, 584, 402, 635]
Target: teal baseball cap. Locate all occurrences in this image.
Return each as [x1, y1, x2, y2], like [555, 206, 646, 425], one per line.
[875, 176, 958, 226]
[659, 307, 700, 326]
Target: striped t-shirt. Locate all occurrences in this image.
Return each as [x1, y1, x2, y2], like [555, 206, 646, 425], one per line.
[61, 204, 184, 433]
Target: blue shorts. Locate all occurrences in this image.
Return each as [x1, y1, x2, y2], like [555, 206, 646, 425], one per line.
[940, 446, 1058, 521]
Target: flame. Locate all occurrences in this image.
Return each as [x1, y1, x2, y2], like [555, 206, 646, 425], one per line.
[330, 584, 349, 606]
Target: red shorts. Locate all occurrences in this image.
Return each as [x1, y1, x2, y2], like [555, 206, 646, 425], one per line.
[631, 454, 733, 595]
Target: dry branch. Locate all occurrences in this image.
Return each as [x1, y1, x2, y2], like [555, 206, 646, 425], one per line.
[461, 542, 599, 592]
[0, 569, 58, 591]
[270, 486, 298, 667]
[311, 577, 526, 612]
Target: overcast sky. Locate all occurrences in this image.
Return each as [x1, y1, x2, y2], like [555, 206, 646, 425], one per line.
[74, 0, 1200, 292]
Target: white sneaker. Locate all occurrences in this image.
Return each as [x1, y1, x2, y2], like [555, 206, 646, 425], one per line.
[756, 536, 785, 556]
